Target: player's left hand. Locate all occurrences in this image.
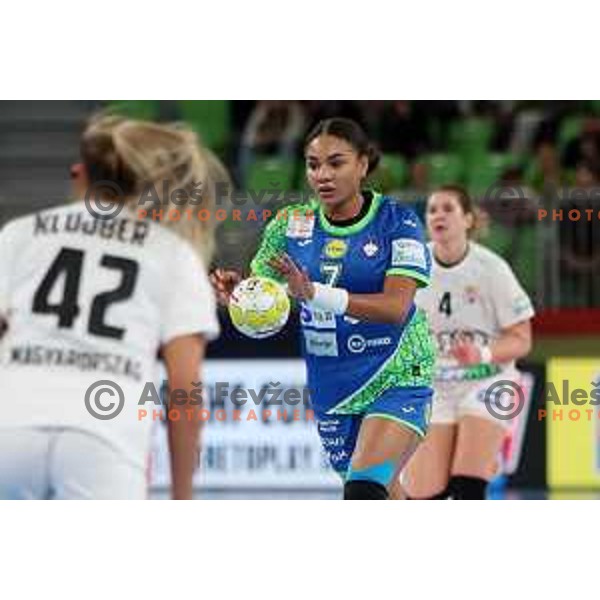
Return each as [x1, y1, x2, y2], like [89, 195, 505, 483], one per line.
[450, 339, 483, 365]
[269, 254, 315, 300]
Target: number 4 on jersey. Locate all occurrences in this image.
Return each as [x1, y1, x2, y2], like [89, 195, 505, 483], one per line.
[439, 291, 452, 316]
[32, 247, 139, 340]
[32, 248, 83, 328]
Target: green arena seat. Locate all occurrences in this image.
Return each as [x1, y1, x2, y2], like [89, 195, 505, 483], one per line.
[247, 158, 297, 193]
[449, 117, 495, 164]
[179, 100, 230, 150]
[588, 100, 600, 115]
[484, 222, 537, 298]
[557, 116, 583, 149]
[467, 153, 519, 194]
[422, 153, 464, 187]
[369, 154, 408, 192]
[107, 100, 160, 120]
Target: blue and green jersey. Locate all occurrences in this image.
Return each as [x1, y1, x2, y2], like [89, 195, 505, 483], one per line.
[251, 191, 436, 415]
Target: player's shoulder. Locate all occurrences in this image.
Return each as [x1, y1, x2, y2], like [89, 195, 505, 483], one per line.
[377, 193, 422, 229]
[277, 201, 317, 221]
[139, 214, 203, 263]
[3, 200, 115, 230]
[0, 201, 78, 238]
[264, 200, 317, 236]
[468, 241, 514, 275]
[0, 213, 32, 238]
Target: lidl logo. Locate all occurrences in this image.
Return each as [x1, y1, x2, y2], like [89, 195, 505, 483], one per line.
[324, 239, 348, 259]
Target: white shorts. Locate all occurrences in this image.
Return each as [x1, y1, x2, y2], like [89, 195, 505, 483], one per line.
[431, 373, 524, 429]
[0, 427, 147, 500]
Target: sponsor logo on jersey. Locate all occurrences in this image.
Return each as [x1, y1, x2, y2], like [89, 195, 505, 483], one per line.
[300, 303, 336, 329]
[317, 418, 341, 433]
[391, 238, 427, 269]
[436, 329, 491, 354]
[320, 435, 346, 448]
[329, 449, 350, 465]
[347, 335, 367, 353]
[304, 330, 338, 357]
[323, 238, 348, 259]
[343, 315, 361, 325]
[297, 239, 313, 247]
[286, 213, 315, 239]
[512, 296, 532, 318]
[402, 218, 417, 228]
[362, 240, 379, 257]
[347, 334, 393, 354]
[464, 285, 479, 304]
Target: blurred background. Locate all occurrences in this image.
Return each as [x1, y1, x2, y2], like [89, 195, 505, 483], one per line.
[1, 100, 599, 498]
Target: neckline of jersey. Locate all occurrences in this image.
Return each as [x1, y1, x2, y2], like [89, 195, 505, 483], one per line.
[316, 191, 382, 236]
[433, 242, 471, 269]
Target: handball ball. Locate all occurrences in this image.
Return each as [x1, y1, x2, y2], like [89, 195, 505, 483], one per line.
[228, 276, 290, 339]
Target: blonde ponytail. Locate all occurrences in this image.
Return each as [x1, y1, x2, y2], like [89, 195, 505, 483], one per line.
[80, 114, 231, 265]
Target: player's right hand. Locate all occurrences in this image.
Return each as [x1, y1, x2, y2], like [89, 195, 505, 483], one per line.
[210, 269, 242, 305]
[268, 254, 314, 301]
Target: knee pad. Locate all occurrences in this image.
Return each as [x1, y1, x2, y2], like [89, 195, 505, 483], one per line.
[344, 480, 389, 500]
[449, 475, 488, 500]
[346, 460, 396, 488]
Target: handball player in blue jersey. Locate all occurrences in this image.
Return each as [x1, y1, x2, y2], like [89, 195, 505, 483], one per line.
[212, 118, 436, 500]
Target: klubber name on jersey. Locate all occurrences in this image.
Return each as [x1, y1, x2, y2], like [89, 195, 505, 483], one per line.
[34, 212, 150, 246]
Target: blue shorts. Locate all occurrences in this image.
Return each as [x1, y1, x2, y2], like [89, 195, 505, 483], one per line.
[315, 387, 433, 478]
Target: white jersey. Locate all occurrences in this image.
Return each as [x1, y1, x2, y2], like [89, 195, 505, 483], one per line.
[415, 241, 534, 382]
[0, 201, 219, 468]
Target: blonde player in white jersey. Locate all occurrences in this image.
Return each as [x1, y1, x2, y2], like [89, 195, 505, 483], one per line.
[0, 115, 224, 500]
[402, 185, 534, 500]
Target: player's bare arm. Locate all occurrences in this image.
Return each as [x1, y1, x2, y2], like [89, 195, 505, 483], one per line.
[162, 334, 207, 500]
